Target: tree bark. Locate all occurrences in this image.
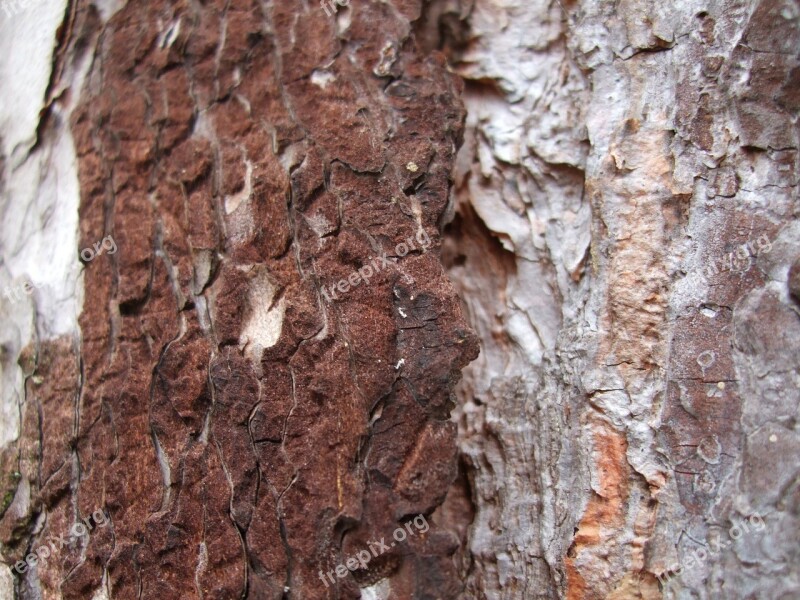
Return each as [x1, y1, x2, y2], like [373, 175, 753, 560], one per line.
[1, 1, 477, 598]
[0, 0, 798, 599]
[436, 0, 800, 598]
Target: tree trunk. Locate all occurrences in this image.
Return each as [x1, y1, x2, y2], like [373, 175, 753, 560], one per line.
[1, 0, 798, 599]
[437, 0, 800, 598]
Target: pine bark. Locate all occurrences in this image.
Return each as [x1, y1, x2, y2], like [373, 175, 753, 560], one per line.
[438, 0, 800, 598]
[1, 1, 477, 598]
[0, 0, 798, 599]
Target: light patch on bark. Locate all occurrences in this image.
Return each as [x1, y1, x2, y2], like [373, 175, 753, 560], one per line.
[360, 579, 391, 599]
[89, 578, 110, 600]
[224, 155, 253, 215]
[239, 267, 286, 361]
[0, 1, 67, 163]
[0, 564, 13, 599]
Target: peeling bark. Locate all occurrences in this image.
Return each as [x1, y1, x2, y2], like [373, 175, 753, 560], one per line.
[436, 0, 800, 598]
[1, 0, 798, 599]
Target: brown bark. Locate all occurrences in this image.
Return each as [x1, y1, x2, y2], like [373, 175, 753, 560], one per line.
[1, 1, 477, 598]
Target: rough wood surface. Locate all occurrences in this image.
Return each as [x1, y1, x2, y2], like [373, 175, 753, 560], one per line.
[436, 0, 800, 598]
[1, 0, 798, 598]
[1, 1, 477, 598]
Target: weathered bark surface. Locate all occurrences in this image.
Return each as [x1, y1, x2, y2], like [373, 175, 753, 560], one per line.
[1, 0, 798, 599]
[435, 0, 800, 598]
[1, 0, 477, 598]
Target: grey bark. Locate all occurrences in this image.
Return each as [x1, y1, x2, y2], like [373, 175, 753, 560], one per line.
[436, 0, 800, 598]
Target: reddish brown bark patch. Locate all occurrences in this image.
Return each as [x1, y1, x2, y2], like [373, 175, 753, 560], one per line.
[6, 0, 478, 598]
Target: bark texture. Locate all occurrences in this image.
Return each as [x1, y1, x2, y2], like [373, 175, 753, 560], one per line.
[435, 0, 800, 598]
[0, 0, 798, 599]
[1, 1, 477, 598]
